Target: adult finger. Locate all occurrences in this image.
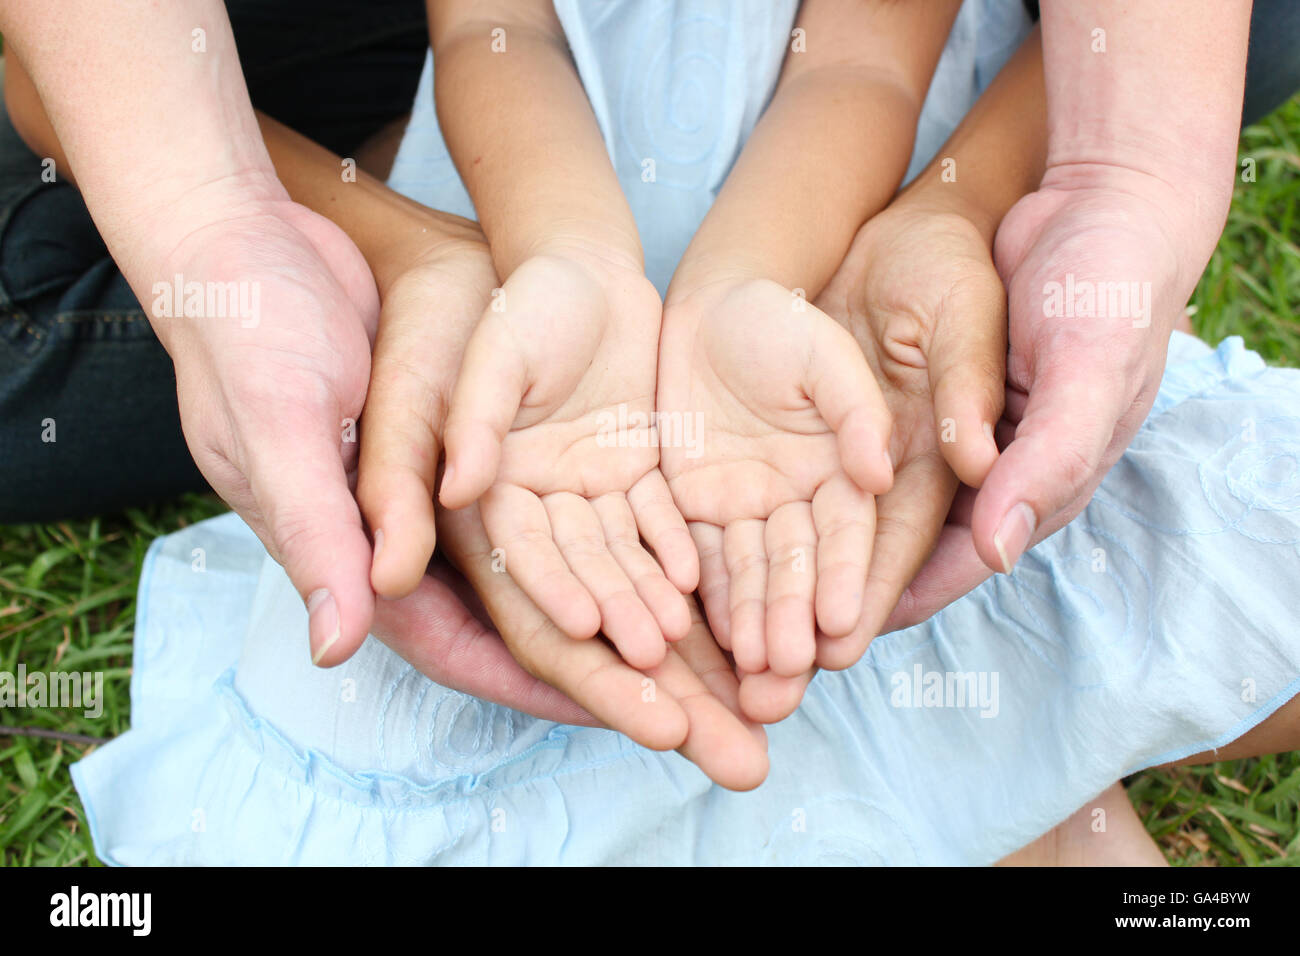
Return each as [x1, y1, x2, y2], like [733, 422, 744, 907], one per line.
[248, 417, 376, 668]
[970, 352, 1127, 575]
[372, 569, 594, 725]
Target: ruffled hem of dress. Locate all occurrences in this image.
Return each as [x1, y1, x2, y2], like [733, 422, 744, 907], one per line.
[72, 668, 663, 865]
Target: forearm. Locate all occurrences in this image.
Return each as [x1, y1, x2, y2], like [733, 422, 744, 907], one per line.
[670, 70, 921, 297]
[669, 0, 960, 298]
[1040, 0, 1250, 261]
[3, 52, 72, 184]
[894, 26, 1047, 244]
[0, 2, 285, 291]
[4, 66, 480, 303]
[429, 0, 640, 274]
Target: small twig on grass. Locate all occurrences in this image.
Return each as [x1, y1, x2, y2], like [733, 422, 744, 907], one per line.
[0, 726, 110, 746]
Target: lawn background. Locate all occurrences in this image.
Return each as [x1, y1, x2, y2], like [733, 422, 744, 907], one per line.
[1, 88, 1298, 866]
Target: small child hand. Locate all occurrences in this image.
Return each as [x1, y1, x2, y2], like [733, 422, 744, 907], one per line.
[658, 277, 894, 677]
[355, 229, 498, 601]
[439, 246, 696, 670]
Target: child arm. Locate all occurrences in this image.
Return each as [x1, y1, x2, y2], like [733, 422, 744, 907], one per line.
[670, 0, 961, 297]
[428, 0, 642, 273]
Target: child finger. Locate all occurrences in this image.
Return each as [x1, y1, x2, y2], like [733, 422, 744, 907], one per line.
[764, 501, 818, 678]
[816, 451, 956, 671]
[926, 268, 1007, 489]
[723, 518, 769, 674]
[480, 485, 601, 639]
[439, 504, 688, 750]
[805, 311, 894, 495]
[544, 492, 666, 669]
[593, 493, 693, 642]
[628, 469, 699, 593]
[811, 473, 874, 638]
[649, 644, 770, 791]
[690, 522, 731, 649]
[357, 365, 442, 600]
[738, 667, 816, 725]
[439, 315, 528, 509]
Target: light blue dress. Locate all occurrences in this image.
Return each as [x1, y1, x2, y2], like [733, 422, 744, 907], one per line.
[71, 1, 1300, 864]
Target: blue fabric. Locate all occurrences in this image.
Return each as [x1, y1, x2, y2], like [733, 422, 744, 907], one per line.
[386, 0, 1033, 292]
[70, 332, 1300, 865]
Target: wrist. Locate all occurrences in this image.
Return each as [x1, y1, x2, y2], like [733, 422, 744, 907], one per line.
[1038, 161, 1230, 276]
[663, 271, 785, 326]
[664, 257, 770, 312]
[892, 178, 1004, 248]
[125, 169, 290, 298]
[368, 207, 489, 298]
[519, 223, 645, 280]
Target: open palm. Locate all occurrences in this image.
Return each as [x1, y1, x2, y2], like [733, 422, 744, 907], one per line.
[438, 249, 696, 669]
[657, 277, 893, 677]
[736, 207, 1007, 720]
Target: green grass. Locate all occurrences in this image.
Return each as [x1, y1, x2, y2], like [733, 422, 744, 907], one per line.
[1190, 97, 1300, 365]
[2, 97, 1300, 867]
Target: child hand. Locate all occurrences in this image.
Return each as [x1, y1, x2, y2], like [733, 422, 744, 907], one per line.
[438, 245, 697, 670]
[730, 206, 1006, 720]
[657, 277, 894, 677]
[355, 223, 498, 600]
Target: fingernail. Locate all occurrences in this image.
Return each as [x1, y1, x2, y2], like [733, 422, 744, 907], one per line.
[372, 528, 385, 564]
[983, 421, 996, 449]
[307, 588, 340, 665]
[992, 502, 1037, 575]
[881, 445, 894, 474]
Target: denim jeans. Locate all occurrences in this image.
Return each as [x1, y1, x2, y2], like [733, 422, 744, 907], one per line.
[1, 0, 1297, 522]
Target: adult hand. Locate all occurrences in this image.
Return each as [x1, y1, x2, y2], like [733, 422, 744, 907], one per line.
[888, 171, 1199, 630]
[158, 197, 381, 667]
